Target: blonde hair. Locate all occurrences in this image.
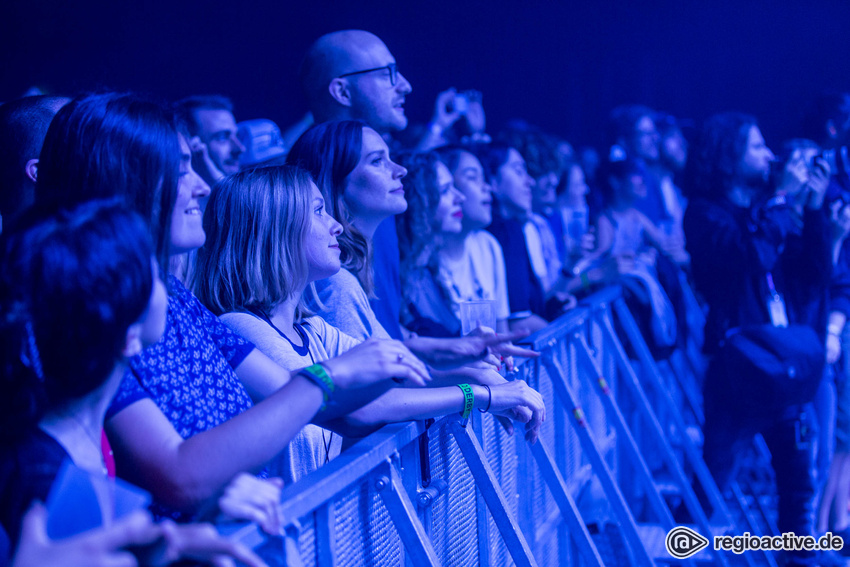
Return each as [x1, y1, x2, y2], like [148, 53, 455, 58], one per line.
[193, 165, 315, 319]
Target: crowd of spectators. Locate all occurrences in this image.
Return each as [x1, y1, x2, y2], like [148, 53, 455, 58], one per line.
[2, 28, 850, 567]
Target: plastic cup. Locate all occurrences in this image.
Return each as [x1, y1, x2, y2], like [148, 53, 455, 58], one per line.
[46, 459, 151, 539]
[459, 299, 496, 336]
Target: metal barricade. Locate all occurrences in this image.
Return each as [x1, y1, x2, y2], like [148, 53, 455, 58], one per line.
[223, 287, 735, 566]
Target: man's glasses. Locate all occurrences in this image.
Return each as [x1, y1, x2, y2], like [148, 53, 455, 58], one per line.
[338, 63, 399, 86]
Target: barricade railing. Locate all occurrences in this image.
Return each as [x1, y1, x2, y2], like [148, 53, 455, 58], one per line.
[222, 287, 732, 566]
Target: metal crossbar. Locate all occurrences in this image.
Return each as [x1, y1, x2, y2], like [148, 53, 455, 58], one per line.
[602, 300, 730, 567]
[611, 297, 729, 521]
[222, 287, 746, 566]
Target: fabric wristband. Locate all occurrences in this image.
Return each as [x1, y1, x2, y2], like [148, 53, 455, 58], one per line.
[457, 383, 475, 419]
[299, 363, 335, 411]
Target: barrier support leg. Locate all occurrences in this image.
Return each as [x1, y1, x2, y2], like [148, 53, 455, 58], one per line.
[374, 459, 442, 567]
[449, 420, 539, 567]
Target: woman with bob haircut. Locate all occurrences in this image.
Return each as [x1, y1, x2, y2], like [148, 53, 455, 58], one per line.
[33, 93, 428, 522]
[193, 165, 545, 479]
[0, 200, 265, 567]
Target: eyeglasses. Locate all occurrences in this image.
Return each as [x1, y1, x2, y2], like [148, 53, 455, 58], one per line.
[338, 63, 399, 86]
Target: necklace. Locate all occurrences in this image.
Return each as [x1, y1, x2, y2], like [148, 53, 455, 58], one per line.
[250, 308, 333, 463]
[66, 414, 108, 476]
[250, 309, 310, 356]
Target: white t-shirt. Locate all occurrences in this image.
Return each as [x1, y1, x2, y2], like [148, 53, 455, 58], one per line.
[437, 230, 511, 322]
[221, 312, 359, 484]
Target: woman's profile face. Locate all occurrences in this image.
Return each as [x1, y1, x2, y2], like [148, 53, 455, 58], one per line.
[304, 182, 344, 282]
[342, 127, 408, 223]
[565, 165, 589, 202]
[170, 135, 211, 255]
[781, 147, 817, 197]
[625, 173, 647, 200]
[451, 150, 492, 229]
[493, 148, 534, 214]
[434, 161, 465, 234]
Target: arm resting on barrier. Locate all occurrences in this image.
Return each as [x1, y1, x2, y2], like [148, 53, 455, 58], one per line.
[106, 374, 326, 513]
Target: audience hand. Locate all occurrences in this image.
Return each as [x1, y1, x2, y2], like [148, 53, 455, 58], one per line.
[430, 88, 464, 131]
[831, 201, 850, 243]
[150, 520, 267, 567]
[217, 474, 282, 536]
[463, 91, 486, 134]
[323, 339, 431, 388]
[188, 136, 226, 187]
[453, 328, 540, 370]
[487, 380, 546, 444]
[827, 333, 842, 365]
[12, 504, 160, 567]
[804, 157, 830, 210]
[580, 229, 596, 254]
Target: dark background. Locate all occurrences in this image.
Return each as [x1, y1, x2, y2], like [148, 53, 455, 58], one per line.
[2, 0, 849, 148]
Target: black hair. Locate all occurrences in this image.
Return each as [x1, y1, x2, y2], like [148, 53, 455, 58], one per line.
[605, 104, 656, 148]
[801, 92, 850, 145]
[497, 125, 561, 180]
[0, 200, 153, 443]
[0, 96, 68, 224]
[174, 94, 234, 137]
[597, 154, 648, 207]
[477, 142, 513, 184]
[395, 151, 444, 277]
[684, 112, 758, 199]
[35, 92, 180, 274]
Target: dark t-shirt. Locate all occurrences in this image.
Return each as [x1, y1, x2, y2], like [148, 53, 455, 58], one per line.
[486, 213, 546, 319]
[0, 429, 67, 556]
[370, 217, 404, 339]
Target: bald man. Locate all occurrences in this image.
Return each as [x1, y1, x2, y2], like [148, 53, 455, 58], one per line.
[300, 30, 412, 135]
[299, 30, 416, 339]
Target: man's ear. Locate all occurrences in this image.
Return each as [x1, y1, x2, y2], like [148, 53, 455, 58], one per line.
[328, 78, 353, 108]
[25, 159, 39, 183]
[122, 323, 143, 358]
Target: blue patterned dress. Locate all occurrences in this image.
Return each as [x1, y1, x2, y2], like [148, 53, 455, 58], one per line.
[107, 276, 256, 519]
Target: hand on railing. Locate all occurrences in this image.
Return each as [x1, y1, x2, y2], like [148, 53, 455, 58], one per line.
[11, 503, 268, 567]
[151, 520, 268, 567]
[406, 329, 538, 372]
[488, 380, 546, 444]
[217, 473, 283, 536]
[464, 327, 541, 372]
[323, 339, 431, 388]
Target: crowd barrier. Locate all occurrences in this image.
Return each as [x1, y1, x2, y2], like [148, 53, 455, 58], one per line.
[222, 286, 744, 566]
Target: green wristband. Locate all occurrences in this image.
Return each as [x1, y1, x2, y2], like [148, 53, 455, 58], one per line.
[456, 383, 475, 420]
[299, 363, 335, 411]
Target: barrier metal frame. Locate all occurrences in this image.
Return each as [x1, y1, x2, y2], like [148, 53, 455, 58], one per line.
[224, 287, 745, 566]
